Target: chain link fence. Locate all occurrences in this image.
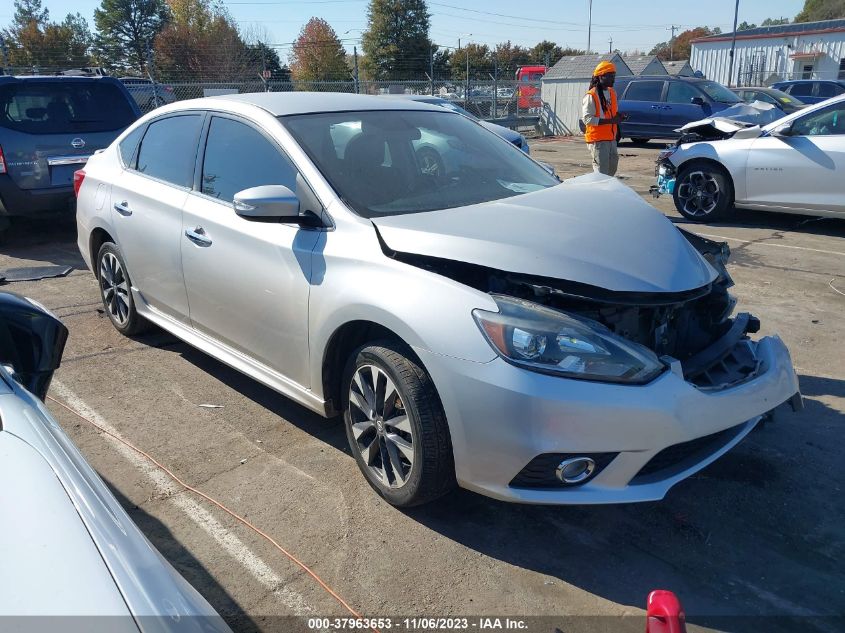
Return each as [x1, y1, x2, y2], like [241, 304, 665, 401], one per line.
[136, 78, 543, 133]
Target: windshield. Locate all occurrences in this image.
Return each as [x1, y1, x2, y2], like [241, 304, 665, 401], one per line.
[0, 81, 137, 134]
[768, 89, 804, 106]
[282, 110, 557, 218]
[697, 81, 741, 103]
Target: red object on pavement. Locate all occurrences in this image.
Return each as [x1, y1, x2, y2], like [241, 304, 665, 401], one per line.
[646, 590, 687, 633]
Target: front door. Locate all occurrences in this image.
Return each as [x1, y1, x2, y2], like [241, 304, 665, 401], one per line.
[745, 100, 845, 214]
[619, 80, 666, 138]
[180, 114, 319, 388]
[110, 113, 204, 321]
[660, 81, 710, 137]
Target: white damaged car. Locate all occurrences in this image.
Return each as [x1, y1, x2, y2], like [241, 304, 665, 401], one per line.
[654, 94, 845, 221]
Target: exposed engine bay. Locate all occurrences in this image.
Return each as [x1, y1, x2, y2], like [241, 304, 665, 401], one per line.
[383, 229, 761, 390]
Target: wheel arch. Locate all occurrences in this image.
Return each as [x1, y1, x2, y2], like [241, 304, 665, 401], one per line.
[674, 156, 737, 202]
[89, 227, 116, 275]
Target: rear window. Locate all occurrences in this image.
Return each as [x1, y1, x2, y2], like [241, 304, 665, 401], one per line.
[0, 80, 136, 134]
[623, 81, 665, 102]
[817, 83, 843, 98]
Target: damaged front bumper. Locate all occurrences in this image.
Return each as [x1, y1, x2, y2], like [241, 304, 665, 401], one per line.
[650, 151, 678, 199]
[416, 333, 800, 505]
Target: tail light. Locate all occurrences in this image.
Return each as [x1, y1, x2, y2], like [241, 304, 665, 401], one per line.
[0, 145, 6, 174]
[164, 85, 174, 93]
[646, 590, 687, 633]
[73, 169, 86, 197]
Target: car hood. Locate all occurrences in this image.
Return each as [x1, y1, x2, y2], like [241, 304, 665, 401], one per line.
[479, 120, 521, 143]
[372, 173, 717, 293]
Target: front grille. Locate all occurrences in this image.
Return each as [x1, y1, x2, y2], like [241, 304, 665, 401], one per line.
[509, 452, 618, 488]
[632, 424, 744, 482]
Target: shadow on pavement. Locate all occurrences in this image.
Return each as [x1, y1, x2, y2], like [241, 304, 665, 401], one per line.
[0, 217, 86, 269]
[104, 477, 262, 632]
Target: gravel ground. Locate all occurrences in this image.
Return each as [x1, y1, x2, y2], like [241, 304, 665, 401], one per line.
[1, 138, 843, 633]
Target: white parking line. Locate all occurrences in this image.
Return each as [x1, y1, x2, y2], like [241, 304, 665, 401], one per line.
[51, 380, 313, 616]
[694, 232, 845, 257]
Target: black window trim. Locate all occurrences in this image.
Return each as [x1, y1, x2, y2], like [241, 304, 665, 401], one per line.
[130, 110, 207, 191]
[191, 110, 331, 229]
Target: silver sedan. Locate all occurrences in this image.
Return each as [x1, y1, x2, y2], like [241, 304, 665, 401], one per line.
[75, 93, 800, 507]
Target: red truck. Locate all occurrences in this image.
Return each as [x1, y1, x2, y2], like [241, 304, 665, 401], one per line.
[516, 65, 546, 110]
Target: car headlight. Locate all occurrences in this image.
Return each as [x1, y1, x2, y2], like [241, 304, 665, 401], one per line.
[472, 295, 665, 384]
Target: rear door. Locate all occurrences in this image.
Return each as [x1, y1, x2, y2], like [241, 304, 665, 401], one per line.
[788, 81, 817, 104]
[180, 114, 319, 387]
[661, 81, 710, 136]
[0, 79, 137, 192]
[109, 113, 204, 321]
[618, 79, 666, 138]
[745, 100, 845, 214]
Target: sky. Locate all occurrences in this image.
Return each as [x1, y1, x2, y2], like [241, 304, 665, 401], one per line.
[1, 0, 808, 63]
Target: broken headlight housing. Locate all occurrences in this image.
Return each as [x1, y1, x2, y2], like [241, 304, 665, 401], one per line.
[473, 295, 665, 384]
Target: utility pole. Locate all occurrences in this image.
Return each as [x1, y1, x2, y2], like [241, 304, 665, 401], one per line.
[492, 53, 498, 118]
[727, 0, 740, 87]
[669, 25, 678, 60]
[608, 36, 613, 54]
[352, 46, 360, 94]
[0, 35, 8, 75]
[586, 0, 593, 53]
[465, 47, 470, 111]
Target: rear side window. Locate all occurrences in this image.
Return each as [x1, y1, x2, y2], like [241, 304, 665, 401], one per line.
[790, 83, 814, 97]
[137, 115, 203, 187]
[201, 116, 298, 203]
[817, 83, 843, 98]
[623, 81, 665, 101]
[0, 80, 136, 134]
[118, 125, 145, 168]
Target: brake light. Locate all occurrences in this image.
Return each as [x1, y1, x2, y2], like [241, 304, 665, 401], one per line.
[164, 85, 174, 93]
[73, 169, 86, 197]
[0, 145, 6, 174]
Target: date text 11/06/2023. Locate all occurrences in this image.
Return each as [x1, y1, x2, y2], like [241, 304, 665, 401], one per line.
[307, 618, 529, 630]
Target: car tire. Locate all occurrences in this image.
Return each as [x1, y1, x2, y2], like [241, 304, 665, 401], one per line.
[342, 341, 455, 507]
[673, 161, 734, 222]
[96, 242, 148, 336]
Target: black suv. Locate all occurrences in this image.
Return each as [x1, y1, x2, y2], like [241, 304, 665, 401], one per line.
[0, 76, 140, 226]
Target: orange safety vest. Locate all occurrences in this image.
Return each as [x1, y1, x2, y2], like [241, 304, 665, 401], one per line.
[584, 87, 618, 143]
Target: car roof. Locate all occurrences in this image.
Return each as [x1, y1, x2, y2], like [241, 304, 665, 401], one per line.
[773, 79, 844, 85]
[617, 75, 707, 83]
[213, 92, 444, 116]
[0, 75, 120, 84]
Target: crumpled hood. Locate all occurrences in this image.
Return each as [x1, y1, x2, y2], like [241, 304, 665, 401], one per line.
[372, 173, 717, 293]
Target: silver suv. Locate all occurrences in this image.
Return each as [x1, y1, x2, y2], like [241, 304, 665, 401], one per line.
[75, 93, 800, 507]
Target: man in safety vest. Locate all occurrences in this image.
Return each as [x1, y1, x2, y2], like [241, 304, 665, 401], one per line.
[581, 60, 626, 176]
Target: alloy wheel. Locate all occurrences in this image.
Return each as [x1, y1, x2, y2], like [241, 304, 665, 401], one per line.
[348, 364, 414, 488]
[99, 252, 130, 326]
[677, 170, 721, 217]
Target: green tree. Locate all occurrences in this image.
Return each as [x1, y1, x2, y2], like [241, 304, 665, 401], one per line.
[289, 18, 349, 82]
[761, 17, 790, 26]
[493, 41, 531, 76]
[249, 40, 290, 82]
[650, 26, 720, 61]
[737, 21, 757, 31]
[362, 0, 431, 80]
[12, 0, 50, 30]
[528, 41, 584, 68]
[3, 0, 93, 69]
[795, 0, 845, 22]
[450, 42, 490, 81]
[94, 0, 170, 73]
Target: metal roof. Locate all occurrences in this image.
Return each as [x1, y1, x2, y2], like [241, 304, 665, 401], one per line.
[544, 53, 631, 80]
[663, 60, 694, 75]
[214, 91, 441, 116]
[695, 18, 845, 42]
[621, 55, 663, 75]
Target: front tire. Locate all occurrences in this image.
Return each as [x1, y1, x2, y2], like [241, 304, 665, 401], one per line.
[97, 242, 148, 335]
[673, 161, 734, 222]
[342, 341, 455, 507]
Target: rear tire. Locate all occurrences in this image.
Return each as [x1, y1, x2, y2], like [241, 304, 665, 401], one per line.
[673, 161, 734, 222]
[342, 341, 455, 507]
[96, 242, 149, 336]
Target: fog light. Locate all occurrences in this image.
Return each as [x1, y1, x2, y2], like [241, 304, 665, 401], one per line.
[555, 457, 596, 484]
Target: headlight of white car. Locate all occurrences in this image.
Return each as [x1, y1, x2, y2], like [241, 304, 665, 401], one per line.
[473, 295, 665, 384]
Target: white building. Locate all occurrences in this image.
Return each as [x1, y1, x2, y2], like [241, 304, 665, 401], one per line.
[691, 19, 845, 86]
[540, 53, 632, 136]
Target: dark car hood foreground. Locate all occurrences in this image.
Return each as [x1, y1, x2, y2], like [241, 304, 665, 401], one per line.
[372, 173, 717, 294]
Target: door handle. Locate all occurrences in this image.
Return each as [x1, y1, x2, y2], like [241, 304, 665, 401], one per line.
[184, 227, 212, 247]
[113, 201, 132, 216]
[651, 105, 660, 109]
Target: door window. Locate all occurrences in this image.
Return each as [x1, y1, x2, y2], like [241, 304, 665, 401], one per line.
[665, 82, 701, 104]
[201, 116, 298, 203]
[118, 124, 145, 168]
[817, 83, 843, 98]
[136, 115, 203, 187]
[790, 82, 814, 97]
[791, 102, 845, 136]
[622, 80, 665, 101]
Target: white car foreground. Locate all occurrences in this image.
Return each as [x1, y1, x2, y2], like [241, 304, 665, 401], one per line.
[75, 93, 801, 507]
[655, 93, 845, 221]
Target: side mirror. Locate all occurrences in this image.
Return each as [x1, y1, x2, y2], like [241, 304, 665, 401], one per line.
[690, 96, 706, 106]
[0, 292, 68, 400]
[770, 122, 793, 137]
[233, 185, 300, 220]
